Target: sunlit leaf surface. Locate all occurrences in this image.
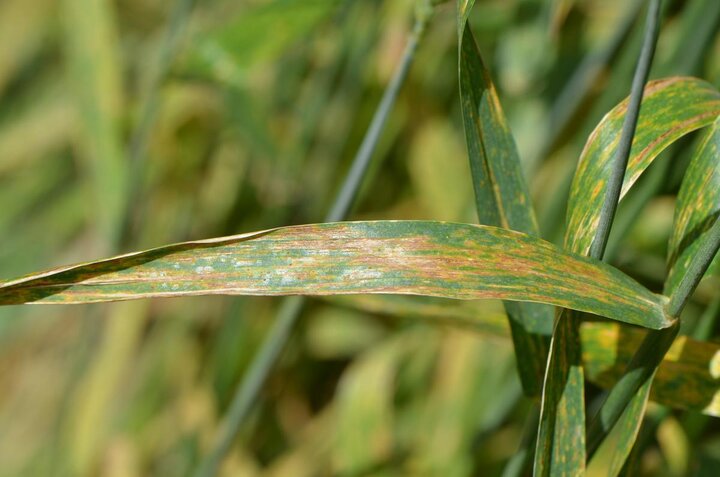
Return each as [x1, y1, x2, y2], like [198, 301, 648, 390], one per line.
[0, 221, 669, 330]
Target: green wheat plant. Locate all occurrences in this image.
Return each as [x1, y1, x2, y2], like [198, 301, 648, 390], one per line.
[3, 0, 720, 475]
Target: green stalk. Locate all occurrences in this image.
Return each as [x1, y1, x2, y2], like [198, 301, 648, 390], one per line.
[691, 295, 720, 341]
[667, 216, 720, 317]
[326, 6, 429, 222]
[532, 0, 643, 171]
[589, 0, 660, 261]
[548, 0, 660, 463]
[191, 6, 433, 477]
[583, 1, 720, 454]
[585, 322, 678, 458]
[616, 298, 720, 474]
[586, 218, 720, 460]
[534, 3, 660, 472]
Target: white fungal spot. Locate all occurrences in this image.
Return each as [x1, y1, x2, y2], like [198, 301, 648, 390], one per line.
[194, 265, 215, 274]
[340, 268, 382, 280]
[279, 272, 296, 286]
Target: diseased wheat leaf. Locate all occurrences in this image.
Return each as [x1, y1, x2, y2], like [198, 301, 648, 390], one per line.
[458, 0, 551, 397]
[0, 221, 670, 330]
[666, 115, 720, 295]
[566, 76, 720, 255]
[607, 381, 652, 477]
[534, 311, 586, 476]
[459, 29, 537, 232]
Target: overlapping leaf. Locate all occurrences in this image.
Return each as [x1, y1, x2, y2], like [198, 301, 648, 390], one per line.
[566, 77, 720, 255]
[0, 221, 669, 329]
[458, 0, 551, 396]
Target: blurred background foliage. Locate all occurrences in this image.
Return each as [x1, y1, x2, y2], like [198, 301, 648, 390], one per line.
[2, 0, 720, 475]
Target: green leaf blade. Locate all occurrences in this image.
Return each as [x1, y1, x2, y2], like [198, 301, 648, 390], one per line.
[606, 380, 653, 477]
[0, 221, 669, 329]
[459, 25, 538, 235]
[459, 2, 550, 396]
[534, 312, 586, 477]
[566, 76, 720, 255]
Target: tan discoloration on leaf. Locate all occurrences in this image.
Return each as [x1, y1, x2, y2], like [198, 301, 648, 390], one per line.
[566, 77, 720, 255]
[0, 221, 670, 329]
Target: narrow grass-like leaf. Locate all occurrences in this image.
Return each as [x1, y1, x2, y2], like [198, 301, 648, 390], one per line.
[666, 116, 720, 295]
[607, 381, 652, 477]
[0, 221, 670, 329]
[458, 0, 551, 396]
[535, 311, 585, 476]
[566, 76, 720, 255]
[591, 117, 720, 470]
